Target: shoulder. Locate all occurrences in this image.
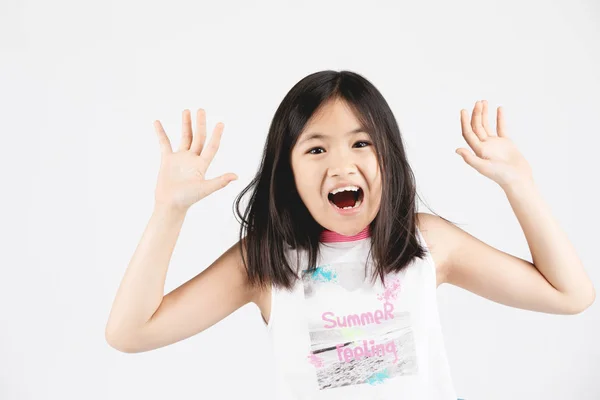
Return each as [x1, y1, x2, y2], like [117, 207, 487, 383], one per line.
[416, 212, 456, 286]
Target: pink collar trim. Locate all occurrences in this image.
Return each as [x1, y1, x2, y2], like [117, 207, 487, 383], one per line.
[319, 225, 371, 243]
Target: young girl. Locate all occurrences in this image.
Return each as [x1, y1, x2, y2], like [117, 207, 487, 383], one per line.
[105, 70, 595, 399]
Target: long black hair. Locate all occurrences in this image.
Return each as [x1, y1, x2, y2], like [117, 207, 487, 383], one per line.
[234, 70, 446, 290]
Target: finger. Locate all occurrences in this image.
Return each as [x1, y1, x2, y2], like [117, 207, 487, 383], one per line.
[199, 122, 225, 171]
[471, 100, 488, 141]
[190, 109, 207, 155]
[497, 106, 508, 138]
[201, 173, 238, 197]
[179, 109, 193, 151]
[153, 120, 173, 155]
[481, 100, 494, 136]
[456, 148, 490, 171]
[460, 109, 482, 154]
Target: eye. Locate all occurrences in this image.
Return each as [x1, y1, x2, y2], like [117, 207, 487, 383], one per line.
[354, 141, 371, 148]
[307, 147, 325, 155]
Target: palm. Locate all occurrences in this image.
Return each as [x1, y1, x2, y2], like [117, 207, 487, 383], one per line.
[156, 152, 208, 207]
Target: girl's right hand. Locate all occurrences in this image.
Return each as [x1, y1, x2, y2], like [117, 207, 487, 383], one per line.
[153, 109, 238, 212]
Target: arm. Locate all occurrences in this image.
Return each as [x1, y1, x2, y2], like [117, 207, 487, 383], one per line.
[500, 181, 595, 310]
[105, 108, 246, 353]
[421, 203, 593, 315]
[426, 100, 595, 315]
[105, 205, 256, 353]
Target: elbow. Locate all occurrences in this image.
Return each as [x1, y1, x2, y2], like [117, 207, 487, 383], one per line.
[564, 287, 596, 315]
[105, 325, 142, 354]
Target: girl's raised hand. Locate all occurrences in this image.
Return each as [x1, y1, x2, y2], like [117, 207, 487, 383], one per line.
[153, 109, 238, 212]
[456, 100, 534, 190]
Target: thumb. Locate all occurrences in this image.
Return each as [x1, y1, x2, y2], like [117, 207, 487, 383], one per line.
[456, 148, 488, 171]
[203, 173, 238, 194]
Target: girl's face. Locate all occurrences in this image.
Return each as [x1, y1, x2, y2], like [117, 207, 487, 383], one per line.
[290, 98, 382, 236]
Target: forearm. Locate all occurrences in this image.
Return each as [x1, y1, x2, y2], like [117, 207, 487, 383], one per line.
[503, 181, 595, 305]
[106, 205, 187, 339]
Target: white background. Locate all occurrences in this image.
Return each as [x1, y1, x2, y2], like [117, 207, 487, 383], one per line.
[1, 0, 599, 399]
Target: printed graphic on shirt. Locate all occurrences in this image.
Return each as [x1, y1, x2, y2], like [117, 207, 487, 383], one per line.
[302, 261, 418, 390]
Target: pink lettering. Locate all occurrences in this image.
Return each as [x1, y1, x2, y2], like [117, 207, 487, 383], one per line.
[335, 339, 398, 363]
[321, 302, 395, 329]
[322, 312, 336, 329]
[384, 301, 394, 319]
[374, 310, 383, 324]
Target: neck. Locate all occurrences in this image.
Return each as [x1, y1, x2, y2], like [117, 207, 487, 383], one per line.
[319, 225, 371, 243]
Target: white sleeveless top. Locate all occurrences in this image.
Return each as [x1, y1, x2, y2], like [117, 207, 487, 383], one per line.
[263, 227, 458, 400]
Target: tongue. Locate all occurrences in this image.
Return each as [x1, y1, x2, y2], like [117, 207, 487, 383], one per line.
[331, 191, 356, 208]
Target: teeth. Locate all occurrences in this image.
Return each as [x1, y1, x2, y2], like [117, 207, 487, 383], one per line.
[329, 185, 360, 195]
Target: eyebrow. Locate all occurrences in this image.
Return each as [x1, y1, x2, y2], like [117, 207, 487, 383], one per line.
[297, 127, 366, 145]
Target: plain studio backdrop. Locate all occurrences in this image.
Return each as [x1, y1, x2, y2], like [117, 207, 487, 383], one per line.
[1, 0, 599, 399]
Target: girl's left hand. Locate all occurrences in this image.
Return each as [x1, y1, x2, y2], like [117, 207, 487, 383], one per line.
[456, 100, 534, 189]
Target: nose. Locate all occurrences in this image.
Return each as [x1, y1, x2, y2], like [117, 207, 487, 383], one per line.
[327, 151, 358, 178]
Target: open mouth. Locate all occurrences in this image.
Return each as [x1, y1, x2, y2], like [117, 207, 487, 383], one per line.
[327, 186, 364, 210]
